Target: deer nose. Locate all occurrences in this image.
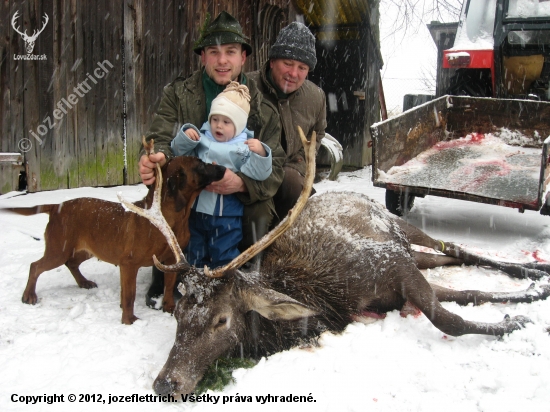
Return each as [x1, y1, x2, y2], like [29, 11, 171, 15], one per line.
[153, 377, 176, 395]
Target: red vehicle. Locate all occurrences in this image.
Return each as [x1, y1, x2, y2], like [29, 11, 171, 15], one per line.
[445, 0, 550, 100]
[381, 0, 550, 217]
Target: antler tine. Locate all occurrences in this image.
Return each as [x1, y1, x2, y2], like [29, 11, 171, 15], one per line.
[11, 11, 26, 37]
[29, 13, 49, 40]
[204, 126, 316, 278]
[118, 137, 190, 272]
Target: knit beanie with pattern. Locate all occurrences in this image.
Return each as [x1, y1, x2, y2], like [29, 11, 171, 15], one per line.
[268, 22, 317, 71]
[209, 81, 251, 137]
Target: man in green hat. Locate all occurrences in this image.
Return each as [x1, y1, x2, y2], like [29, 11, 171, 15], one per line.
[138, 11, 284, 308]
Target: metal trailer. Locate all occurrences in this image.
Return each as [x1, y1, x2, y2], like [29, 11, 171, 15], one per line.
[370, 95, 550, 216]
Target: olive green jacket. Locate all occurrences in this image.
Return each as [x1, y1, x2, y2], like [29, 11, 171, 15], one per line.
[248, 62, 326, 176]
[144, 69, 284, 206]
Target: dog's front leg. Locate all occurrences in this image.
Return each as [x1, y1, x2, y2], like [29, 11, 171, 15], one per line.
[162, 272, 177, 313]
[119, 266, 139, 325]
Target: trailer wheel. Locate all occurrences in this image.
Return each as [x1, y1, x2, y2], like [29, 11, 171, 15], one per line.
[446, 69, 492, 97]
[385, 189, 415, 216]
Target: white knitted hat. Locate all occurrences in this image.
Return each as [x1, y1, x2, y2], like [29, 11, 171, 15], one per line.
[209, 82, 251, 137]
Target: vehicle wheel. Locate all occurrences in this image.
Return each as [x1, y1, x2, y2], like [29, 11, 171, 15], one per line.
[446, 69, 492, 97]
[385, 189, 415, 216]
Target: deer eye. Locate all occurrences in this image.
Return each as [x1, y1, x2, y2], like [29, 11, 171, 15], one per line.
[214, 316, 229, 328]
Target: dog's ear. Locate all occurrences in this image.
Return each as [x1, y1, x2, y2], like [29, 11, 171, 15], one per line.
[167, 170, 188, 212]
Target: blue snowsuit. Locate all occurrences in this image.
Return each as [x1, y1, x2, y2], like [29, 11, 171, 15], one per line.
[171, 122, 272, 268]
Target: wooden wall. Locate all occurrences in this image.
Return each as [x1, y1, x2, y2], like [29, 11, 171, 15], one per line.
[0, 0, 380, 193]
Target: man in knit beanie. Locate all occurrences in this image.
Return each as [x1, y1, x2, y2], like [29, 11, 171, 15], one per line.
[139, 12, 284, 308]
[170, 82, 272, 269]
[248, 21, 326, 222]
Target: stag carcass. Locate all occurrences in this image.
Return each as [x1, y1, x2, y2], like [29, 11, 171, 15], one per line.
[148, 130, 550, 396]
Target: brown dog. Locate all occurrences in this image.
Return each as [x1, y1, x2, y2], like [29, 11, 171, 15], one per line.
[6, 156, 226, 324]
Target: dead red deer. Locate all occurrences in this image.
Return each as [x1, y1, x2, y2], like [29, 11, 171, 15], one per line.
[131, 128, 550, 396]
[5, 142, 226, 325]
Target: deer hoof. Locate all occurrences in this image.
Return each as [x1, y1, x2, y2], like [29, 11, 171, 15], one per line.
[503, 315, 532, 333]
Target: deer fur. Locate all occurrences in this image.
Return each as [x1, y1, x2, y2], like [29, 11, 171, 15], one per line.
[153, 191, 550, 395]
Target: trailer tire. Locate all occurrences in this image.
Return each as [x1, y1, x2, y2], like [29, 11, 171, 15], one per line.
[446, 69, 492, 97]
[385, 189, 415, 216]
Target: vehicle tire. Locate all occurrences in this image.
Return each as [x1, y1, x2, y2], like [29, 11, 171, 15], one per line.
[385, 189, 415, 216]
[446, 68, 492, 97]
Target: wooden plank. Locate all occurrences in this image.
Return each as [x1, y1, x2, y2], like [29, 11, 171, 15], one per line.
[21, 0, 43, 192]
[0, 0, 10, 155]
[124, 0, 141, 185]
[83, 0, 98, 186]
[0, 153, 23, 163]
[49, 0, 72, 191]
[69, 0, 92, 188]
[0, 1, 22, 195]
[60, 0, 76, 189]
[37, 0, 62, 191]
[103, 0, 123, 186]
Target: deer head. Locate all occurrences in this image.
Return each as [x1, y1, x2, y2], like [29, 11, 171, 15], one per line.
[12, 11, 49, 54]
[150, 127, 317, 396]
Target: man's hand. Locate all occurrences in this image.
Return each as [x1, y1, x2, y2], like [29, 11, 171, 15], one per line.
[206, 168, 247, 194]
[139, 152, 166, 185]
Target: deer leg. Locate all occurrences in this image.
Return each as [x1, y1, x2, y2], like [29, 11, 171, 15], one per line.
[442, 242, 549, 280]
[65, 251, 97, 289]
[401, 269, 531, 336]
[430, 282, 550, 306]
[119, 266, 139, 325]
[394, 219, 443, 250]
[394, 219, 549, 280]
[162, 272, 177, 313]
[412, 251, 462, 269]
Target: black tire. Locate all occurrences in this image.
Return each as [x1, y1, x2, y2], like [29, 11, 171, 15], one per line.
[385, 189, 415, 216]
[446, 68, 492, 97]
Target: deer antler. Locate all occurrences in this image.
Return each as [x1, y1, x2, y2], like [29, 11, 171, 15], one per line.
[11, 11, 26, 38]
[28, 13, 49, 41]
[11, 12, 48, 40]
[117, 137, 189, 272]
[204, 126, 316, 278]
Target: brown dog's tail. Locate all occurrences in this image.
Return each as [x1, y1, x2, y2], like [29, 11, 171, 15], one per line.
[3, 204, 59, 216]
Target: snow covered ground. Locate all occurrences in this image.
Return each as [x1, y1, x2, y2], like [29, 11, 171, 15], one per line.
[1, 166, 550, 412]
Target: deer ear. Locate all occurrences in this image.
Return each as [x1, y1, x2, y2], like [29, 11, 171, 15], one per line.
[241, 286, 319, 321]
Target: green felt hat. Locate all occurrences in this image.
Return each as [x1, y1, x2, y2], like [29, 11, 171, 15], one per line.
[193, 11, 252, 56]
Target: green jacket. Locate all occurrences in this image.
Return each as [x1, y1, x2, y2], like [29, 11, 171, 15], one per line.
[144, 69, 284, 206]
[248, 62, 326, 176]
